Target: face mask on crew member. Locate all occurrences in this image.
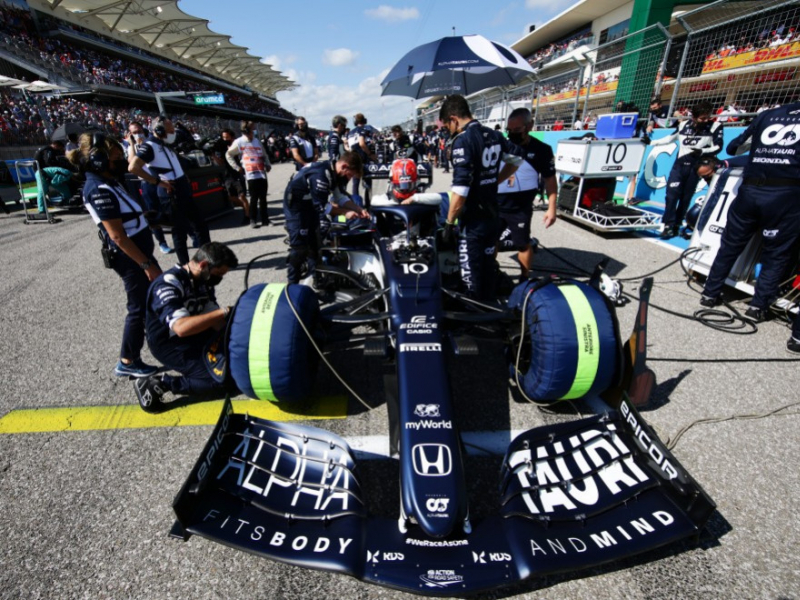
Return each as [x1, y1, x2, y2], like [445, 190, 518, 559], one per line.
[200, 266, 223, 287]
[508, 131, 526, 145]
[164, 132, 177, 145]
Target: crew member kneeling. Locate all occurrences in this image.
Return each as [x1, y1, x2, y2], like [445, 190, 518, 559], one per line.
[283, 151, 369, 284]
[134, 242, 239, 413]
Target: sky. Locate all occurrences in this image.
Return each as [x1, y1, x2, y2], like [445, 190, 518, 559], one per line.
[181, 0, 577, 129]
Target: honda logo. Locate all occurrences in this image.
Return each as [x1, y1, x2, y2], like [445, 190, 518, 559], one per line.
[412, 444, 452, 476]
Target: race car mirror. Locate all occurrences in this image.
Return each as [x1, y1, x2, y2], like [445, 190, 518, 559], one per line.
[172, 395, 714, 596]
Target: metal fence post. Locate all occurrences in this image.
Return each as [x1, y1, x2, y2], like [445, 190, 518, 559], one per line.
[580, 52, 596, 122]
[669, 16, 693, 118]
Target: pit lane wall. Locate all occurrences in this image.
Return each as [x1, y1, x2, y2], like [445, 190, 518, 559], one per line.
[535, 126, 748, 208]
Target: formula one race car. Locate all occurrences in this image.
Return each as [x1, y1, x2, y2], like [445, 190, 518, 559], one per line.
[171, 169, 715, 597]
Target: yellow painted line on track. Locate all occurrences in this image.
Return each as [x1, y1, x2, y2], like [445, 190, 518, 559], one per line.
[0, 396, 348, 435]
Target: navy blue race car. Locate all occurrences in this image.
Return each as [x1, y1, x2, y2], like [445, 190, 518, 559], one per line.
[171, 171, 714, 597]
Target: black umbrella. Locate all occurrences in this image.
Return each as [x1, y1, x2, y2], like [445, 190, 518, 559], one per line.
[381, 34, 535, 99]
[51, 122, 86, 142]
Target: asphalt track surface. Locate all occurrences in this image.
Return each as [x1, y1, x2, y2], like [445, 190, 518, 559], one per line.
[1, 161, 799, 600]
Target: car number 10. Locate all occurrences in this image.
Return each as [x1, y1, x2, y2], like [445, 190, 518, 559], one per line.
[401, 263, 429, 275]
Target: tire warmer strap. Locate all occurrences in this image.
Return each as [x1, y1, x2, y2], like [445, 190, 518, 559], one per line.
[248, 283, 286, 401]
[558, 285, 600, 400]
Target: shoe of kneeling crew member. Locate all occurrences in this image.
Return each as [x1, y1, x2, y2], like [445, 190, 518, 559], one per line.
[699, 294, 721, 308]
[134, 375, 168, 413]
[742, 306, 767, 323]
[114, 358, 159, 378]
[787, 337, 800, 355]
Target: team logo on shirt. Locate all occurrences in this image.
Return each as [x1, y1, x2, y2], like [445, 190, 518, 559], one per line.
[760, 124, 800, 146]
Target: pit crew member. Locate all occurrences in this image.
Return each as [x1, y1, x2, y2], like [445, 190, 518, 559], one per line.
[134, 242, 239, 412]
[328, 115, 347, 161]
[440, 94, 523, 300]
[129, 116, 211, 265]
[211, 128, 250, 225]
[124, 121, 172, 254]
[69, 132, 162, 378]
[390, 125, 426, 162]
[283, 151, 369, 284]
[289, 116, 318, 171]
[645, 101, 723, 239]
[646, 98, 671, 133]
[497, 107, 557, 281]
[700, 101, 800, 323]
[347, 113, 378, 196]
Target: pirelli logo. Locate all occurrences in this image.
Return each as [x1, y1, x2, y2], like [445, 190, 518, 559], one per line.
[399, 343, 442, 352]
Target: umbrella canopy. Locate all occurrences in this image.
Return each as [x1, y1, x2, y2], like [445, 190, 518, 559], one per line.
[51, 122, 87, 142]
[12, 80, 68, 92]
[0, 76, 25, 87]
[381, 34, 535, 99]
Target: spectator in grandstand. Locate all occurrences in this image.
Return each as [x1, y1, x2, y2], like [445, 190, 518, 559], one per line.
[328, 115, 347, 161]
[289, 116, 318, 171]
[226, 121, 271, 228]
[282, 151, 369, 284]
[129, 116, 211, 264]
[644, 101, 723, 240]
[124, 121, 172, 254]
[440, 94, 523, 300]
[700, 101, 800, 324]
[68, 132, 162, 378]
[347, 113, 378, 196]
[497, 108, 557, 281]
[134, 242, 239, 412]
[210, 128, 250, 226]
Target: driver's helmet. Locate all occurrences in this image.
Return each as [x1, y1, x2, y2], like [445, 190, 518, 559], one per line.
[390, 158, 418, 201]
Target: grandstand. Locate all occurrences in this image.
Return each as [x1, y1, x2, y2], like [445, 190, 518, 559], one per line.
[0, 0, 297, 153]
[414, 0, 800, 131]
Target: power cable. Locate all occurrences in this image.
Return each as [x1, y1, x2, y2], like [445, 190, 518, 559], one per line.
[666, 401, 800, 450]
[282, 286, 375, 411]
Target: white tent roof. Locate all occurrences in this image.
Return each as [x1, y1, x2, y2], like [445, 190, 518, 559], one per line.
[31, 0, 295, 96]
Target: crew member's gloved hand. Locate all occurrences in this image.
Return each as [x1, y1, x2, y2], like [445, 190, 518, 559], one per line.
[640, 134, 651, 145]
[441, 221, 456, 246]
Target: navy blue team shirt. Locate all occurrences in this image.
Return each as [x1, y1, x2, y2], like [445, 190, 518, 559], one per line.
[449, 120, 522, 221]
[146, 265, 219, 349]
[727, 102, 800, 180]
